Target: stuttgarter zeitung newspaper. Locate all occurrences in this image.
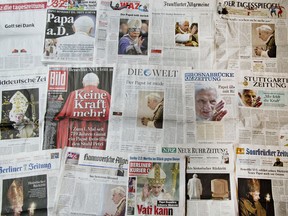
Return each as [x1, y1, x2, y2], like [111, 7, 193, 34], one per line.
[47, 0, 97, 9]
[215, 0, 288, 73]
[183, 70, 238, 144]
[106, 64, 184, 153]
[236, 144, 288, 216]
[42, 8, 97, 64]
[237, 70, 288, 146]
[0, 67, 47, 155]
[150, 0, 216, 69]
[53, 147, 128, 216]
[95, 0, 150, 64]
[43, 65, 114, 150]
[0, 149, 62, 216]
[160, 144, 237, 216]
[127, 154, 185, 216]
[0, 0, 47, 70]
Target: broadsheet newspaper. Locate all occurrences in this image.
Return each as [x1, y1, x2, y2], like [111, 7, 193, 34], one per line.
[0, 0, 47, 70]
[106, 64, 184, 153]
[183, 70, 238, 144]
[150, 0, 215, 69]
[237, 70, 288, 145]
[54, 147, 128, 215]
[127, 154, 185, 216]
[42, 8, 97, 63]
[43, 65, 114, 150]
[215, 0, 288, 73]
[0, 68, 47, 155]
[236, 144, 288, 216]
[95, 0, 150, 64]
[0, 149, 62, 216]
[161, 144, 236, 216]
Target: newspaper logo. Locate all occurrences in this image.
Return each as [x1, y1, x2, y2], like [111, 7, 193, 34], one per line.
[129, 162, 152, 175]
[48, 69, 68, 91]
[162, 147, 177, 153]
[236, 147, 245, 154]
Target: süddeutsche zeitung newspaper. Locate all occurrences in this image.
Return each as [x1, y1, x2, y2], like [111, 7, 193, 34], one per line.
[0, 149, 62, 216]
[236, 144, 288, 216]
[53, 147, 128, 216]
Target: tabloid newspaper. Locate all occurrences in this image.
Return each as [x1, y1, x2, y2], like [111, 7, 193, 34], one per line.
[95, 0, 150, 64]
[160, 144, 237, 216]
[215, 0, 288, 73]
[127, 154, 185, 216]
[0, 0, 47, 70]
[0, 149, 62, 216]
[42, 8, 97, 63]
[0, 68, 47, 155]
[237, 70, 288, 146]
[43, 65, 114, 150]
[53, 147, 128, 215]
[236, 144, 288, 216]
[183, 70, 238, 144]
[150, 0, 216, 69]
[47, 0, 97, 10]
[106, 64, 184, 153]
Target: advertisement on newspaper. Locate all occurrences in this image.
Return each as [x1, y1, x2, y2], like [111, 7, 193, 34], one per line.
[54, 147, 128, 215]
[0, 149, 62, 216]
[127, 154, 185, 216]
[0, 68, 47, 155]
[237, 71, 288, 145]
[95, 0, 150, 64]
[42, 9, 96, 63]
[183, 70, 238, 144]
[43, 66, 114, 150]
[150, 0, 216, 69]
[106, 64, 184, 153]
[0, 0, 47, 70]
[236, 144, 288, 216]
[215, 0, 288, 72]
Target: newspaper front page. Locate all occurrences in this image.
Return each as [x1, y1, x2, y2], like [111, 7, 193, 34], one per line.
[161, 144, 237, 216]
[0, 149, 62, 216]
[215, 0, 288, 73]
[43, 65, 114, 150]
[95, 0, 150, 64]
[42, 8, 97, 63]
[127, 154, 185, 216]
[237, 70, 288, 146]
[106, 64, 184, 153]
[0, 68, 47, 155]
[183, 70, 238, 144]
[0, 0, 47, 70]
[236, 144, 288, 216]
[54, 147, 128, 216]
[150, 0, 216, 69]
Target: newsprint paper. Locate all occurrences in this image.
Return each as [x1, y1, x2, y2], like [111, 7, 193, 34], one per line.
[43, 65, 114, 150]
[106, 64, 184, 153]
[0, 68, 47, 155]
[0, 0, 47, 70]
[0, 149, 62, 216]
[42, 8, 97, 63]
[215, 0, 288, 73]
[237, 70, 288, 146]
[53, 147, 128, 216]
[161, 144, 237, 216]
[236, 144, 288, 216]
[183, 70, 238, 144]
[127, 154, 185, 216]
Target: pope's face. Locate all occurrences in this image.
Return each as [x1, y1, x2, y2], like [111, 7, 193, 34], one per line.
[151, 184, 163, 197]
[129, 29, 140, 40]
[180, 21, 189, 32]
[241, 90, 256, 107]
[258, 30, 270, 41]
[195, 89, 217, 120]
[12, 203, 23, 216]
[147, 99, 158, 110]
[249, 191, 260, 202]
[112, 192, 122, 204]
